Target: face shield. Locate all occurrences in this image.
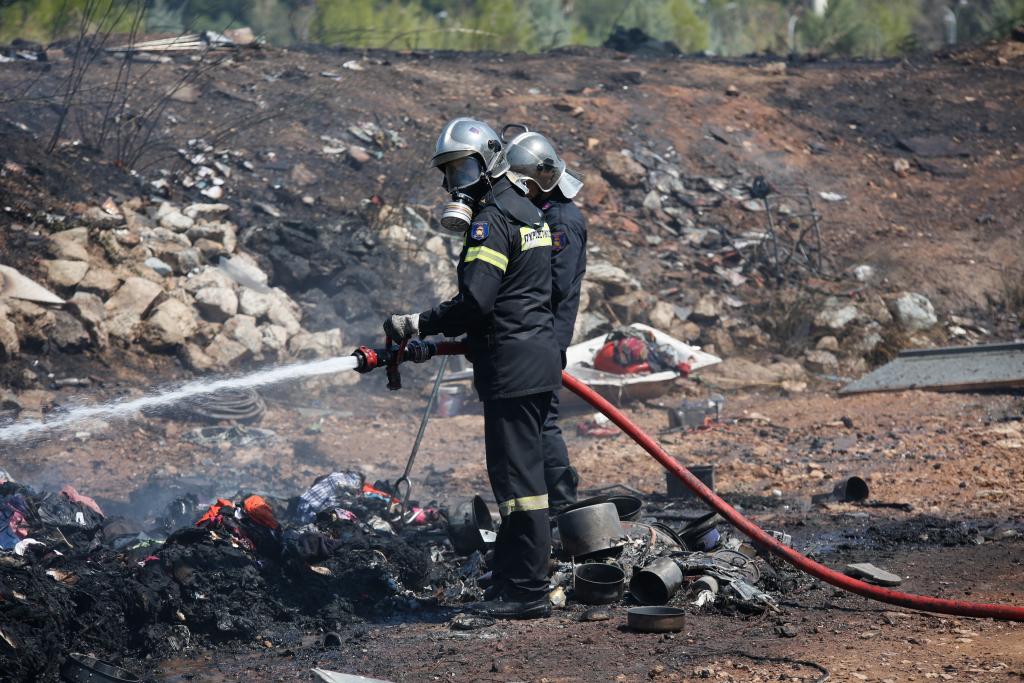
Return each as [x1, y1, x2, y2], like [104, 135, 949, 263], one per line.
[442, 156, 484, 192]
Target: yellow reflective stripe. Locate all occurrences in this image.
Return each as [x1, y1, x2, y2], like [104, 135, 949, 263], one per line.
[464, 245, 508, 272]
[520, 224, 552, 251]
[498, 493, 549, 517]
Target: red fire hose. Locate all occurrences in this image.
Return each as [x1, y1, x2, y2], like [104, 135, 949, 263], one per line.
[364, 341, 1024, 620]
[558, 371, 1024, 621]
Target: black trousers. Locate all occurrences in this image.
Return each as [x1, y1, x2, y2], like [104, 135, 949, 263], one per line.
[542, 388, 579, 511]
[484, 392, 553, 601]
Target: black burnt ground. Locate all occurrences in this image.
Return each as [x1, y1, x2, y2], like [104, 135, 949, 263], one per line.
[0, 478, 435, 682]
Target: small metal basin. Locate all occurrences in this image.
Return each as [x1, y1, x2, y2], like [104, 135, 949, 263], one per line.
[607, 494, 643, 521]
[627, 606, 687, 633]
[557, 502, 624, 558]
[573, 562, 625, 605]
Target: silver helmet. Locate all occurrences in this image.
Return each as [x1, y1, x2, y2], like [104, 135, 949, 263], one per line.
[489, 131, 583, 199]
[431, 117, 501, 170]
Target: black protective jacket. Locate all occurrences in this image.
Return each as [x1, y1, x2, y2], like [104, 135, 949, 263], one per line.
[418, 178, 561, 400]
[542, 196, 588, 354]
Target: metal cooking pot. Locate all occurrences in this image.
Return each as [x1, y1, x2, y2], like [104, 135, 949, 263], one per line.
[607, 494, 643, 521]
[629, 556, 684, 605]
[447, 495, 495, 556]
[627, 606, 687, 633]
[573, 562, 625, 605]
[557, 502, 624, 558]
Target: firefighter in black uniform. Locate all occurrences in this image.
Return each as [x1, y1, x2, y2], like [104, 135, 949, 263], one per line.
[384, 118, 560, 619]
[490, 130, 587, 512]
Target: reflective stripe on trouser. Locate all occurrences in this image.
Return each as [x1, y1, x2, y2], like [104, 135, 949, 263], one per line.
[484, 392, 553, 601]
[498, 493, 549, 517]
[542, 387, 579, 510]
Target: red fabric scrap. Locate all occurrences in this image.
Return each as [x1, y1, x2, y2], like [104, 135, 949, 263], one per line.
[242, 495, 279, 530]
[361, 483, 399, 505]
[196, 498, 235, 527]
[61, 485, 105, 517]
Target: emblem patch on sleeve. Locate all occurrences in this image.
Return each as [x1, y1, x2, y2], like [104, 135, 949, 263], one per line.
[551, 230, 567, 253]
[469, 222, 489, 241]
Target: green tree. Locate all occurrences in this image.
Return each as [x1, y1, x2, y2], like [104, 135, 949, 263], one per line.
[0, 0, 138, 43]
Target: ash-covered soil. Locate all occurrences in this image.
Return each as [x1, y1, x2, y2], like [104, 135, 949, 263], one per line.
[1, 37, 1023, 683]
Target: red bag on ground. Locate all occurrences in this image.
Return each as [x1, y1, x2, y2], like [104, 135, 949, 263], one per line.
[593, 337, 650, 375]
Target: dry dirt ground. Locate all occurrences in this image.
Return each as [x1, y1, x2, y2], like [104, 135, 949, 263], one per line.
[5, 370, 1023, 682]
[1, 40, 1023, 682]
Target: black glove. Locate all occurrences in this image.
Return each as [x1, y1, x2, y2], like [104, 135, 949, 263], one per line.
[383, 313, 419, 342]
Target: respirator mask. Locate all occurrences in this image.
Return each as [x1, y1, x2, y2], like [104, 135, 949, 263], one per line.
[440, 156, 486, 232]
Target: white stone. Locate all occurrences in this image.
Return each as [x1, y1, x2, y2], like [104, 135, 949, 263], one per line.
[648, 300, 676, 330]
[77, 268, 121, 297]
[204, 334, 251, 368]
[47, 227, 90, 261]
[0, 305, 19, 359]
[104, 277, 163, 341]
[144, 257, 174, 277]
[259, 324, 289, 355]
[186, 221, 237, 253]
[221, 251, 268, 287]
[815, 335, 840, 352]
[194, 287, 238, 323]
[888, 292, 938, 332]
[183, 266, 236, 293]
[288, 328, 344, 359]
[67, 292, 108, 349]
[159, 209, 194, 232]
[238, 289, 272, 318]
[144, 298, 198, 347]
[804, 349, 839, 374]
[852, 264, 875, 282]
[43, 259, 89, 288]
[585, 262, 640, 294]
[223, 314, 263, 355]
[814, 298, 860, 331]
[183, 203, 230, 219]
[266, 297, 301, 335]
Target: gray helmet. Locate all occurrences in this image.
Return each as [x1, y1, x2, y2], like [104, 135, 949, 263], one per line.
[431, 117, 501, 170]
[489, 131, 583, 199]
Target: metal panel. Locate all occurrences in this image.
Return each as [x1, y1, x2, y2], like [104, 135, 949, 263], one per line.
[840, 341, 1024, 395]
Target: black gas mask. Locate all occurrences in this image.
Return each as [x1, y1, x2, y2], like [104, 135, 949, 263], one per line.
[440, 156, 487, 232]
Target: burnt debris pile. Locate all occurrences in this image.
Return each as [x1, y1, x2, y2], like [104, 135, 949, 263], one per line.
[0, 471, 440, 681]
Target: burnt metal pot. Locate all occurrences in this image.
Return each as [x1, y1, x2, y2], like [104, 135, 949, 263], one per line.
[448, 495, 495, 556]
[629, 556, 684, 605]
[811, 475, 870, 505]
[573, 562, 625, 605]
[607, 494, 643, 521]
[61, 653, 140, 683]
[627, 606, 687, 633]
[679, 511, 721, 551]
[560, 495, 610, 514]
[557, 502, 624, 558]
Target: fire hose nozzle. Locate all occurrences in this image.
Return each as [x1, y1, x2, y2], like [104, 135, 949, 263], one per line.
[352, 346, 380, 373]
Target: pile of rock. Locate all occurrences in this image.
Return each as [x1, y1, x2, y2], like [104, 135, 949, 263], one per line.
[804, 291, 939, 375]
[0, 198, 344, 370]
